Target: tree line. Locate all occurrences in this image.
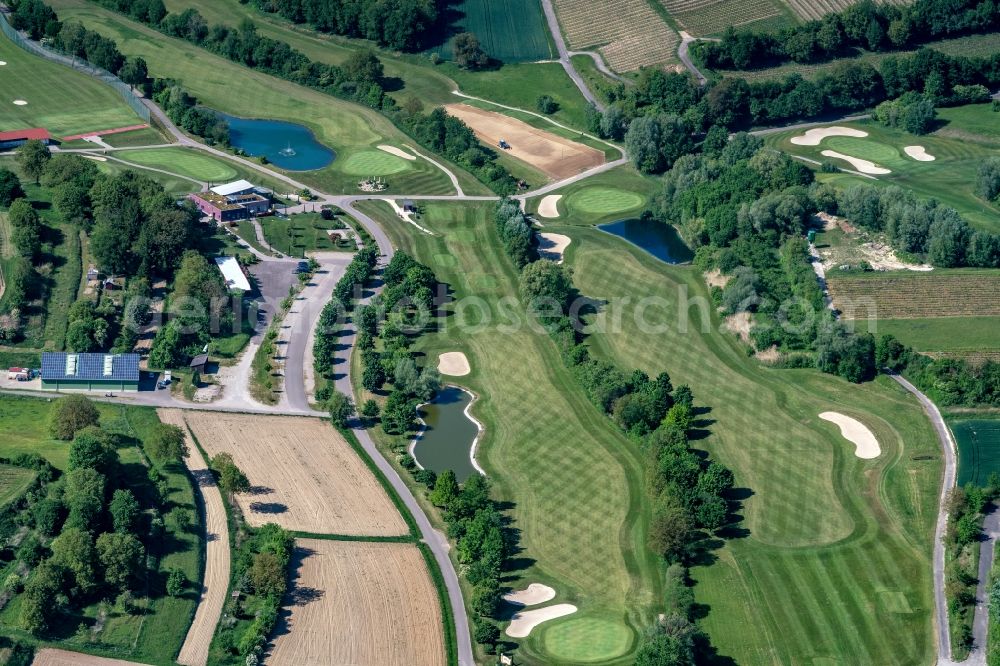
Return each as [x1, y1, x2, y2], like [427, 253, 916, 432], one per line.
[696, 0, 1000, 70]
[494, 199, 736, 663]
[62, 0, 516, 193]
[589, 49, 1000, 172]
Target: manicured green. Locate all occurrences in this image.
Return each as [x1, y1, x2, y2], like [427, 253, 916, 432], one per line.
[543, 616, 634, 663]
[0, 464, 36, 508]
[0, 33, 141, 137]
[426, 0, 553, 63]
[532, 166, 658, 225]
[566, 225, 940, 665]
[120, 148, 238, 182]
[769, 118, 1000, 232]
[565, 186, 644, 216]
[954, 418, 1000, 487]
[48, 0, 469, 197]
[339, 150, 412, 176]
[356, 200, 659, 665]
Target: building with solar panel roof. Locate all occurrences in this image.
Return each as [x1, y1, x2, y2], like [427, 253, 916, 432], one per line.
[40, 353, 140, 392]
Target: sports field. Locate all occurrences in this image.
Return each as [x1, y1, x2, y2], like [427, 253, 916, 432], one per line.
[364, 201, 661, 664]
[0, 33, 141, 137]
[565, 224, 940, 665]
[954, 419, 1000, 487]
[47, 0, 468, 196]
[769, 117, 1000, 232]
[428, 0, 553, 63]
[552, 0, 680, 71]
[117, 148, 238, 181]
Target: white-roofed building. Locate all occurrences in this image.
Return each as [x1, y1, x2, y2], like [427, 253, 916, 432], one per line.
[210, 179, 256, 197]
[214, 256, 252, 292]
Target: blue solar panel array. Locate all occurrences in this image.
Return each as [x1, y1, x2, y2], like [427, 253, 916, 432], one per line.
[41, 353, 140, 382]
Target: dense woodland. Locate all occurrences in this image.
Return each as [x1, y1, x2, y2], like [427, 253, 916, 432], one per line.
[697, 0, 1000, 70]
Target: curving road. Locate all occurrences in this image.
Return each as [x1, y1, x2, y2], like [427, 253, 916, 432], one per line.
[538, 0, 606, 111]
[890, 374, 959, 665]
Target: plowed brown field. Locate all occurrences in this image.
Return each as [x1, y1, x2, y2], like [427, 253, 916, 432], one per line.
[268, 540, 445, 666]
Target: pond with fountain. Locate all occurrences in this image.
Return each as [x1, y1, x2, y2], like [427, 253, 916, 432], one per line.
[220, 113, 335, 171]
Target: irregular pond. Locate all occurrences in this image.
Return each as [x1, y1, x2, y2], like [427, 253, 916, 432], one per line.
[598, 218, 693, 264]
[411, 385, 483, 482]
[219, 114, 335, 171]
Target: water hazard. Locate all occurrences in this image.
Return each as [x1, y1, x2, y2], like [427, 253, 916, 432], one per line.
[411, 386, 481, 482]
[219, 114, 335, 171]
[598, 218, 693, 264]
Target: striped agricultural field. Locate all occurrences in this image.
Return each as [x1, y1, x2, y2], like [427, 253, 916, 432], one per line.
[661, 0, 788, 36]
[553, 0, 680, 71]
[782, 0, 911, 21]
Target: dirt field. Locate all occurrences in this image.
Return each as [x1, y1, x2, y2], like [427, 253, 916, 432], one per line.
[268, 539, 446, 666]
[158, 409, 230, 666]
[444, 104, 604, 180]
[179, 412, 408, 536]
[31, 649, 148, 666]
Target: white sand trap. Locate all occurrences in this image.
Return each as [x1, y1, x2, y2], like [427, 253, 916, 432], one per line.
[537, 194, 562, 219]
[79, 154, 108, 162]
[437, 352, 470, 376]
[505, 603, 578, 638]
[820, 150, 891, 175]
[538, 233, 571, 264]
[377, 144, 416, 160]
[12, 100, 27, 106]
[790, 126, 868, 146]
[0, 61, 7, 66]
[904, 145, 935, 161]
[819, 412, 881, 459]
[504, 583, 556, 607]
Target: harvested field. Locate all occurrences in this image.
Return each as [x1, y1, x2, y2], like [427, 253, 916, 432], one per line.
[552, 0, 680, 71]
[158, 409, 230, 666]
[827, 273, 1000, 320]
[179, 412, 408, 536]
[662, 0, 785, 36]
[31, 649, 147, 666]
[268, 539, 445, 666]
[444, 104, 604, 179]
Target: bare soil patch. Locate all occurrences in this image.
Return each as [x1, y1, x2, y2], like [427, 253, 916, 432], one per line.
[704, 269, 729, 289]
[443, 104, 604, 180]
[180, 412, 407, 536]
[268, 539, 445, 666]
[158, 409, 230, 666]
[31, 649, 147, 666]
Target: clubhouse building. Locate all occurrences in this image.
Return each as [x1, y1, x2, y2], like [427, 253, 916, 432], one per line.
[40, 352, 140, 392]
[188, 179, 270, 222]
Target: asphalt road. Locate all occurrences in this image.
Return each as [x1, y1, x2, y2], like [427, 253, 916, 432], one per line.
[538, 0, 605, 111]
[890, 374, 957, 665]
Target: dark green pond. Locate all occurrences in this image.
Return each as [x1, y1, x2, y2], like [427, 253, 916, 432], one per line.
[411, 386, 482, 482]
[219, 113, 335, 171]
[598, 218, 693, 264]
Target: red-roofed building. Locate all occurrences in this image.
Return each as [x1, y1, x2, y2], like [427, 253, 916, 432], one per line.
[0, 128, 52, 150]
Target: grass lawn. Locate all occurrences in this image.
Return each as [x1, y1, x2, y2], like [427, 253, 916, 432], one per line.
[767, 116, 1000, 232]
[0, 33, 141, 137]
[526, 166, 658, 224]
[117, 148, 238, 182]
[0, 397, 201, 665]
[569, 54, 617, 105]
[565, 224, 941, 665]
[848, 317, 1000, 360]
[48, 0, 474, 197]
[953, 418, 1000, 487]
[0, 464, 36, 508]
[426, 0, 554, 63]
[260, 212, 354, 256]
[101, 127, 169, 148]
[357, 200, 662, 665]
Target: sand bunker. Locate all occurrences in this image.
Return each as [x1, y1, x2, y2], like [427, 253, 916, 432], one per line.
[378, 144, 416, 161]
[12, 100, 27, 106]
[820, 150, 891, 175]
[437, 352, 470, 376]
[904, 145, 935, 161]
[819, 412, 881, 459]
[791, 126, 868, 146]
[504, 583, 556, 607]
[0, 61, 7, 66]
[537, 195, 562, 219]
[538, 233, 571, 264]
[79, 155, 108, 162]
[505, 604, 578, 638]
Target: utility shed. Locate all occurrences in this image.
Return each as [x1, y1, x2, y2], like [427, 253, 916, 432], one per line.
[41, 353, 140, 392]
[214, 256, 252, 292]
